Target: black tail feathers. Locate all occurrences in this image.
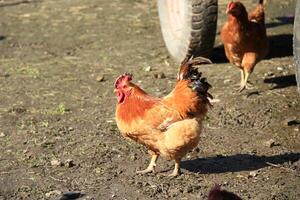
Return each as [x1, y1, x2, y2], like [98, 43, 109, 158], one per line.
[178, 56, 213, 100]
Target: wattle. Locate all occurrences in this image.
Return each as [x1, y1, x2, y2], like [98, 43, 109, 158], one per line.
[117, 91, 125, 104]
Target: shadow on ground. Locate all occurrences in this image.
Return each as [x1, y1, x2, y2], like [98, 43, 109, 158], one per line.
[267, 34, 293, 59]
[182, 153, 300, 174]
[266, 16, 294, 29]
[264, 74, 297, 89]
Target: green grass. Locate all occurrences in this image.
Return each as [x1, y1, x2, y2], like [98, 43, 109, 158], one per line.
[55, 103, 70, 115]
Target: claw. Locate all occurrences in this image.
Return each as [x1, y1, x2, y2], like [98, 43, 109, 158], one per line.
[168, 170, 180, 177]
[167, 160, 181, 177]
[238, 85, 246, 92]
[238, 83, 254, 92]
[136, 154, 158, 175]
[136, 167, 155, 174]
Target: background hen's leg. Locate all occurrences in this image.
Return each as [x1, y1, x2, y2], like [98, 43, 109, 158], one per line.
[136, 153, 158, 174]
[238, 69, 246, 92]
[244, 71, 253, 89]
[169, 159, 181, 177]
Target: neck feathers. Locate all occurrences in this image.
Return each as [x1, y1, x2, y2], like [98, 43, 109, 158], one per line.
[116, 86, 158, 123]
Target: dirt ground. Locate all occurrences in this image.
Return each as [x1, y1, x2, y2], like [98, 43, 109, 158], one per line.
[0, 0, 299, 199]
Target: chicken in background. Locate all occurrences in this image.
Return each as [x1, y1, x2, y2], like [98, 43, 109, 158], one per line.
[208, 185, 242, 200]
[221, 0, 268, 92]
[114, 57, 212, 176]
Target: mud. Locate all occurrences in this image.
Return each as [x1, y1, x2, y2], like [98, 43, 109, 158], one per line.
[0, 0, 299, 199]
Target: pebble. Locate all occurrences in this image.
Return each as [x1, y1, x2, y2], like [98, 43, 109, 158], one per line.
[154, 72, 166, 79]
[264, 72, 274, 77]
[248, 170, 258, 178]
[164, 60, 170, 66]
[0, 132, 6, 137]
[277, 67, 283, 71]
[223, 79, 231, 84]
[51, 159, 62, 167]
[145, 66, 152, 72]
[65, 159, 75, 168]
[68, 127, 74, 131]
[96, 74, 105, 82]
[184, 186, 193, 193]
[265, 139, 276, 148]
[130, 154, 137, 161]
[45, 190, 62, 197]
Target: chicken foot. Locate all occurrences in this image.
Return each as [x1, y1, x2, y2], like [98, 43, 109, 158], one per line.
[238, 70, 254, 92]
[136, 153, 158, 174]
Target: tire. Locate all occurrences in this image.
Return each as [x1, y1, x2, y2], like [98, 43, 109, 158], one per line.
[158, 0, 218, 63]
[293, 0, 300, 94]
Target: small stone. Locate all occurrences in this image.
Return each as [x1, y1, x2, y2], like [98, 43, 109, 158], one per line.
[95, 167, 103, 174]
[65, 159, 75, 168]
[277, 67, 283, 71]
[130, 154, 137, 161]
[294, 127, 299, 132]
[96, 75, 105, 82]
[51, 159, 62, 167]
[223, 79, 231, 84]
[0, 132, 6, 137]
[264, 72, 274, 77]
[249, 170, 258, 178]
[68, 127, 74, 131]
[164, 60, 170, 66]
[265, 139, 276, 148]
[154, 72, 166, 79]
[45, 190, 62, 197]
[145, 66, 152, 72]
[184, 186, 193, 193]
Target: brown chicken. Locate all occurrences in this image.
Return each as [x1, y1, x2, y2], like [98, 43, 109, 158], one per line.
[221, 0, 268, 92]
[114, 57, 212, 176]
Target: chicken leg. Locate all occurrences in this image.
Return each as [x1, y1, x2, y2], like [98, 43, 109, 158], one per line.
[238, 69, 245, 92]
[136, 153, 158, 174]
[239, 70, 253, 92]
[168, 159, 181, 177]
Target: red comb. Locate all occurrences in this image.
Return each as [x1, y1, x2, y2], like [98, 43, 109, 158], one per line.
[227, 1, 235, 11]
[114, 73, 133, 88]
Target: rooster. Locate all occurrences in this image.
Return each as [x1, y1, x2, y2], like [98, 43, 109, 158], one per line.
[221, 0, 268, 92]
[114, 57, 212, 176]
